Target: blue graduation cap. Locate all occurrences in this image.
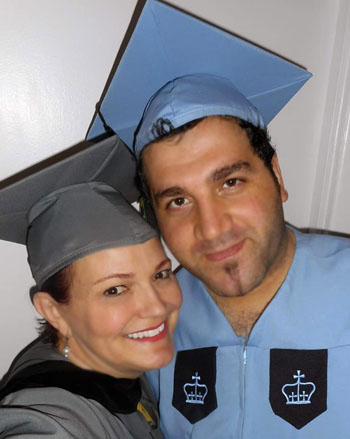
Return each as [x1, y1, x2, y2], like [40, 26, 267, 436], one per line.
[87, 0, 311, 154]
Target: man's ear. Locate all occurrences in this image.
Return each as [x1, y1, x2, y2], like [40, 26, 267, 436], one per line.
[271, 153, 288, 202]
[33, 292, 70, 337]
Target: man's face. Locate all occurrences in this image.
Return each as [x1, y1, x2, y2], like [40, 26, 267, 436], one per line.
[143, 117, 289, 298]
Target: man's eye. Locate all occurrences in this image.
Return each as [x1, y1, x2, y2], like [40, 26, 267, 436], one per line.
[223, 178, 239, 188]
[103, 286, 127, 296]
[154, 269, 173, 280]
[168, 197, 189, 208]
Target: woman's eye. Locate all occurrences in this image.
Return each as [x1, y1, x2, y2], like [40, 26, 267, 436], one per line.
[168, 197, 189, 209]
[103, 285, 127, 296]
[154, 269, 173, 280]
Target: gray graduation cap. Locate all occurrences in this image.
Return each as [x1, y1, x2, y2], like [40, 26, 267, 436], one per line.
[87, 0, 312, 156]
[0, 135, 157, 289]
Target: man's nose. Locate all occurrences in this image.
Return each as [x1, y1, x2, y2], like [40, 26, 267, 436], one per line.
[194, 196, 232, 242]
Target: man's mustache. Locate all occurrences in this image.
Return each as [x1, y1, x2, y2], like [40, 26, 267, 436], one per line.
[194, 229, 243, 253]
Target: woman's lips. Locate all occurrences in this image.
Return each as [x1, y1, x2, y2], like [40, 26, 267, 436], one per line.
[205, 240, 245, 262]
[126, 321, 167, 342]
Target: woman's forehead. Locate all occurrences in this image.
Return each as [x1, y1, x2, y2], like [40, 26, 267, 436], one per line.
[72, 237, 165, 281]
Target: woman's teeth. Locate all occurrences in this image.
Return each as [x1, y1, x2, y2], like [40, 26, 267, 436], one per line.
[127, 322, 165, 339]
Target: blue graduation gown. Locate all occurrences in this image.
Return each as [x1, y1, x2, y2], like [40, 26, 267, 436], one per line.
[147, 230, 350, 438]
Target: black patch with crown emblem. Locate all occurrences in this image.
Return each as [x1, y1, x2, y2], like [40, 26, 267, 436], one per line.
[172, 347, 217, 424]
[270, 349, 327, 429]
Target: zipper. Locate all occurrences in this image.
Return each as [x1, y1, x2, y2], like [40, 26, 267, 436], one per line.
[240, 341, 248, 438]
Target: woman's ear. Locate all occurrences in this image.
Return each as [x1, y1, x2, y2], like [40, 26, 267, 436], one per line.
[33, 292, 70, 337]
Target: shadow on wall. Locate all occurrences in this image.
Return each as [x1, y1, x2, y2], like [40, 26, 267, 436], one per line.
[289, 222, 350, 240]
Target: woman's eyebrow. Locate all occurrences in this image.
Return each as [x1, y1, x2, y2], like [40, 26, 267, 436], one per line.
[93, 259, 171, 285]
[212, 161, 251, 181]
[155, 258, 171, 271]
[94, 272, 134, 285]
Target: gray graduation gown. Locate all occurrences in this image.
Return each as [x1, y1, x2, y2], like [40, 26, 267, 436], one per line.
[0, 338, 163, 438]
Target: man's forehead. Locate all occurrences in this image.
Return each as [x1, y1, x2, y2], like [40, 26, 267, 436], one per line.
[142, 116, 251, 162]
[145, 150, 255, 197]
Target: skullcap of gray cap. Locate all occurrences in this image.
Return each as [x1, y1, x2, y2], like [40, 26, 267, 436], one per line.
[27, 182, 158, 288]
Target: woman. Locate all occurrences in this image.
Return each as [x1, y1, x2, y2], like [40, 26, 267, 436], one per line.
[0, 181, 182, 438]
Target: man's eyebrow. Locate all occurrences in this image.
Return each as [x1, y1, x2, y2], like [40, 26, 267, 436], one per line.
[94, 272, 134, 285]
[212, 161, 251, 181]
[153, 186, 184, 205]
[153, 161, 251, 204]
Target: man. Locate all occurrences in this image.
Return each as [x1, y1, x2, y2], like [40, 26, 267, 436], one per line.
[132, 73, 350, 437]
[86, 1, 347, 436]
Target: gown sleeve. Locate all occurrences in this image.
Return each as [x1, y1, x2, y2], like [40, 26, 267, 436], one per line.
[0, 387, 134, 438]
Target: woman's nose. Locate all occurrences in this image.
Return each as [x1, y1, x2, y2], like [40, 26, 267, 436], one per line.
[136, 284, 168, 318]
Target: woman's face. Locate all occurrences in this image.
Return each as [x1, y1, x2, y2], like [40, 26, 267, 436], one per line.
[57, 237, 182, 379]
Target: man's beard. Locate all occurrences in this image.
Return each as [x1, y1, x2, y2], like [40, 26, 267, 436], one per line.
[187, 229, 285, 299]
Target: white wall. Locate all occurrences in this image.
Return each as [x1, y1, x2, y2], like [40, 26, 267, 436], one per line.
[308, 0, 350, 234]
[0, 0, 346, 376]
[0, 0, 138, 377]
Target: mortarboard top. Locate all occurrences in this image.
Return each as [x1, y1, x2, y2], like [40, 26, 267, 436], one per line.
[0, 135, 157, 288]
[87, 0, 312, 154]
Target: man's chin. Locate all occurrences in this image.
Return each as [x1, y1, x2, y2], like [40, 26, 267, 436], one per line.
[196, 258, 266, 298]
[194, 267, 245, 298]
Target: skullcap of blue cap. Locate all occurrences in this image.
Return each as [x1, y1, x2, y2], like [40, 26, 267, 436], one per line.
[134, 73, 265, 157]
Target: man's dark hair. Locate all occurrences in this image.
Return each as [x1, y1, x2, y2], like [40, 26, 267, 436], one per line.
[37, 265, 73, 347]
[136, 115, 277, 204]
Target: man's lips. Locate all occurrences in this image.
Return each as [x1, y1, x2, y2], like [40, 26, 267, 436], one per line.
[126, 322, 167, 342]
[204, 240, 245, 262]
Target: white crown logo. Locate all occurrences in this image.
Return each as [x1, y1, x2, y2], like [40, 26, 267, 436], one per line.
[183, 372, 208, 405]
[281, 370, 316, 405]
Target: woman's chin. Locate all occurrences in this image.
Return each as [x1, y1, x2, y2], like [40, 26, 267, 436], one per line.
[142, 345, 175, 372]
